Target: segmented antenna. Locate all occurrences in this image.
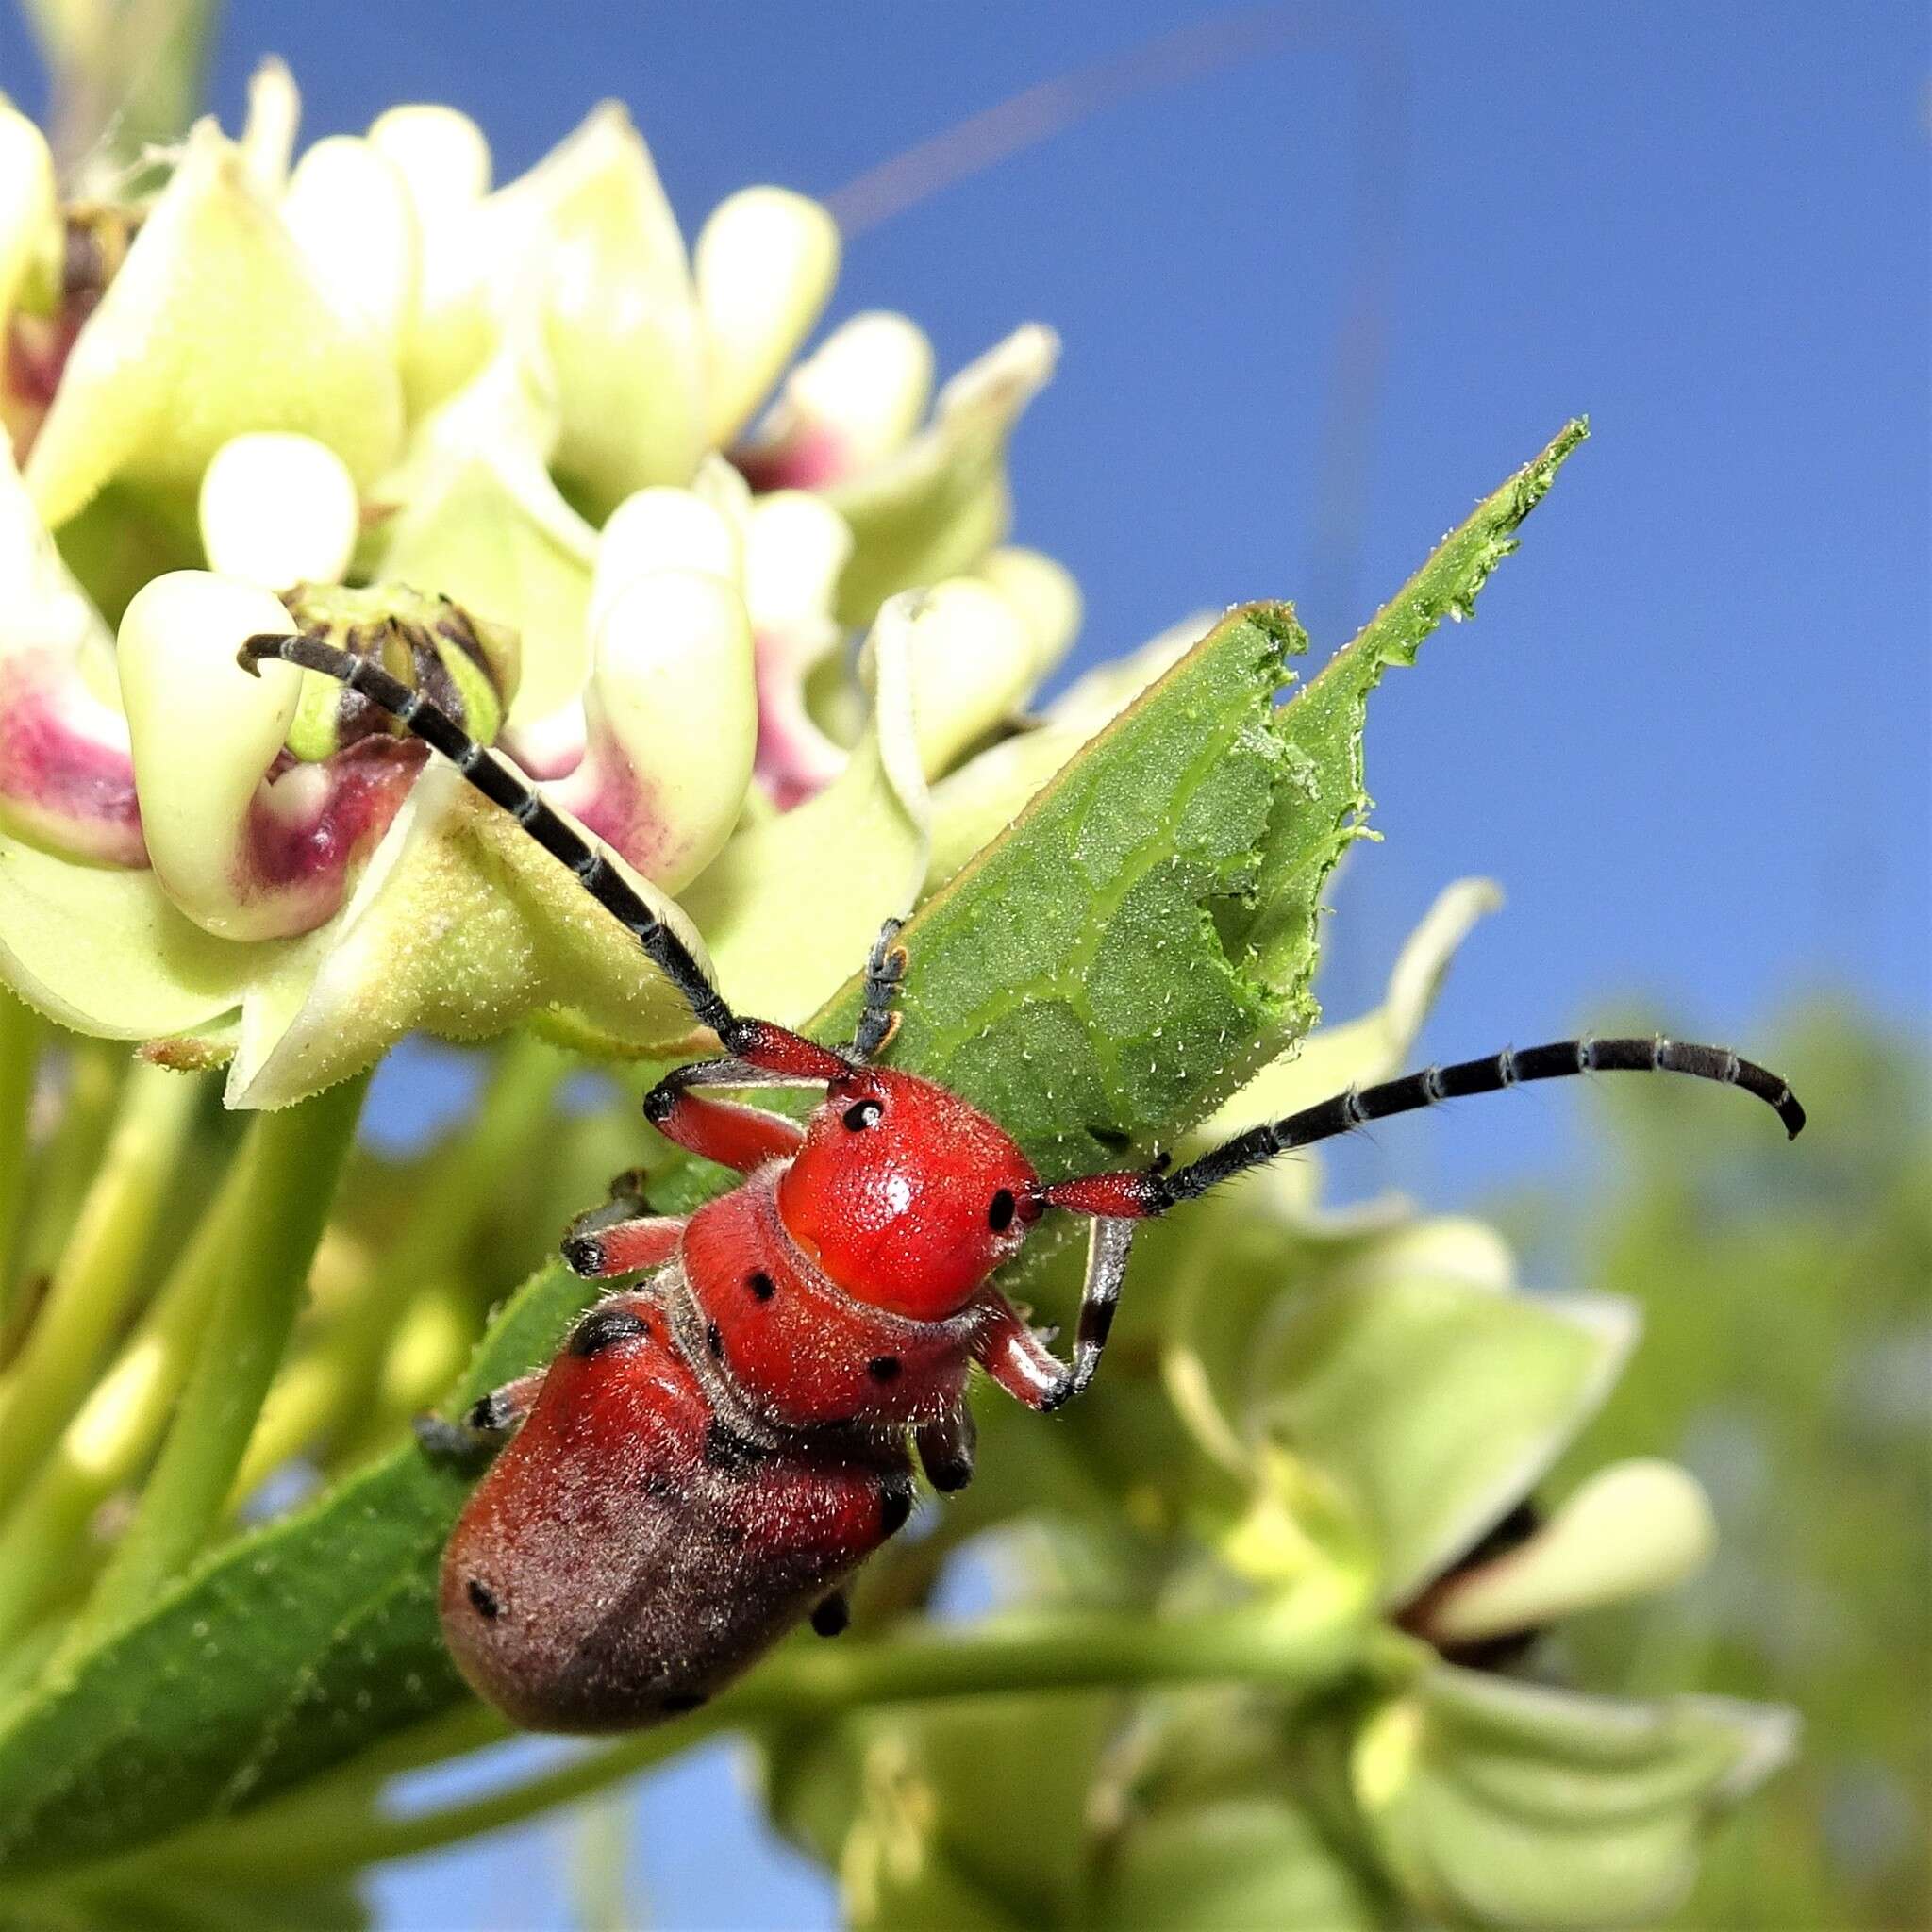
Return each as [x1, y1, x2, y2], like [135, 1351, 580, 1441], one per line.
[1151, 1034, 1806, 1210]
[239, 630, 743, 1047]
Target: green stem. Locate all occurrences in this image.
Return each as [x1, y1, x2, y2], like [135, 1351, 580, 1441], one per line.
[58, 1074, 367, 1659]
[229, 1036, 568, 1497]
[25, 0, 225, 178]
[0, 1059, 203, 1516]
[0, 1134, 255, 1651]
[158, 1586, 1368, 1881]
[0, 993, 43, 1328]
[10, 1039, 124, 1311]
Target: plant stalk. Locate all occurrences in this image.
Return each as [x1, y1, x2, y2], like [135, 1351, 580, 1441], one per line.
[0, 994, 43, 1331]
[0, 1059, 203, 1515]
[58, 1073, 367, 1658]
[0, 1127, 258, 1651]
[24, 0, 225, 179]
[152, 1584, 1370, 1880]
[229, 1037, 566, 1498]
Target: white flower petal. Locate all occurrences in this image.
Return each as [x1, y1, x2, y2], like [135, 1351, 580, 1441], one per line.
[590, 487, 741, 636]
[696, 186, 839, 446]
[117, 572, 312, 940]
[281, 134, 420, 353]
[199, 432, 359, 589]
[1422, 1458, 1717, 1643]
[543, 567, 756, 891]
[737, 309, 934, 487]
[238, 57, 301, 198]
[25, 120, 405, 527]
[688, 591, 929, 1021]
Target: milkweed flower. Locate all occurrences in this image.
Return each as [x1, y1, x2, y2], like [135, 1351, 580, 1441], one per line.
[0, 71, 1107, 1107]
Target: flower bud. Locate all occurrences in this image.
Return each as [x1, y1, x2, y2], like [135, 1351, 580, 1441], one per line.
[504, 106, 705, 512]
[830, 323, 1058, 625]
[280, 135, 420, 353]
[543, 567, 756, 891]
[1416, 1458, 1717, 1645]
[860, 576, 1035, 779]
[238, 57, 301, 198]
[735, 309, 934, 490]
[741, 490, 853, 808]
[590, 486, 741, 637]
[25, 121, 405, 529]
[1353, 1667, 1797, 1930]
[695, 186, 839, 447]
[0, 102, 57, 325]
[199, 432, 360, 590]
[974, 545, 1081, 685]
[115, 572, 306, 940]
[369, 104, 494, 415]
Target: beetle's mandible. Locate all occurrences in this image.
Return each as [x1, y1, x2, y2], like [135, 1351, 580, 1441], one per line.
[242, 629, 1806, 1734]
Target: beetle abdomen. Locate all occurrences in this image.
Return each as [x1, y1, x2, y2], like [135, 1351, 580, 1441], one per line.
[441, 1289, 910, 1733]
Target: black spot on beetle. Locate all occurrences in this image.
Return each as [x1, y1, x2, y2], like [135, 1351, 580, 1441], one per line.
[867, 1355, 903, 1384]
[810, 1592, 850, 1638]
[746, 1270, 776, 1301]
[880, 1478, 914, 1536]
[843, 1100, 882, 1131]
[466, 1577, 501, 1620]
[988, 1188, 1016, 1232]
[568, 1306, 647, 1357]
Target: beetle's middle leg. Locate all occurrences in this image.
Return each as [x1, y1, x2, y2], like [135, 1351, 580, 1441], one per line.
[414, 1371, 543, 1468]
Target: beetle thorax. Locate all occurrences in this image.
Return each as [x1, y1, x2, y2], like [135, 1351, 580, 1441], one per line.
[774, 1066, 1042, 1322]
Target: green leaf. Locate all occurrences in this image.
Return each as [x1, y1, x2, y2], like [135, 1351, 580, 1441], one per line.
[0, 425, 1582, 1882]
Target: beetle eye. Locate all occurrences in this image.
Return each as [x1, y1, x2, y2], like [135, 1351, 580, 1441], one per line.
[842, 1100, 883, 1131]
[988, 1188, 1017, 1232]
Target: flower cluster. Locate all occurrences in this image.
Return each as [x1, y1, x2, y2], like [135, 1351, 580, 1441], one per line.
[0, 65, 1141, 1107]
[0, 60, 1801, 1932]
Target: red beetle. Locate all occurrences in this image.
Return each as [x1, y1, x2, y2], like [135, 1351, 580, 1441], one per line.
[243, 631, 1805, 1734]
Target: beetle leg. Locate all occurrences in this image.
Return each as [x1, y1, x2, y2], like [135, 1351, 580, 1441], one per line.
[640, 1076, 806, 1174]
[849, 918, 908, 1061]
[973, 1293, 1069, 1411]
[972, 1217, 1141, 1412]
[561, 1198, 686, 1278]
[809, 1589, 851, 1638]
[915, 1404, 977, 1492]
[414, 1371, 542, 1468]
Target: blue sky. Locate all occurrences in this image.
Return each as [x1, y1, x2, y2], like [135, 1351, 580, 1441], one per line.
[2, 5, 1924, 1925]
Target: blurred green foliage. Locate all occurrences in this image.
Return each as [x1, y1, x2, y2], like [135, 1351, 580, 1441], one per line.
[1545, 1005, 1931, 1931]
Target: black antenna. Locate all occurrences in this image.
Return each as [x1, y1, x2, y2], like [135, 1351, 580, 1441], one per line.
[1149, 1035, 1805, 1211]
